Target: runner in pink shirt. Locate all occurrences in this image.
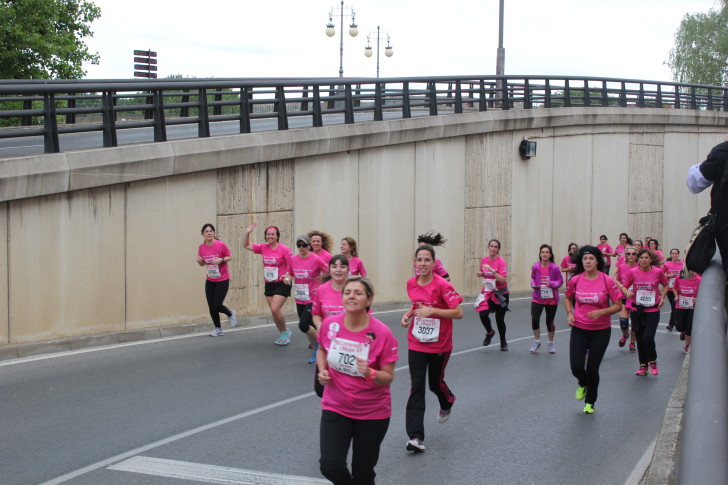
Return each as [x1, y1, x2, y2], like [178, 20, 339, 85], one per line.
[529, 244, 563, 354]
[243, 221, 293, 345]
[564, 245, 623, 414]
[414, 231, 450, 281]
[341, 237, 367, 276]
[663, 248, 684, 332]
[673, 270, 702, 353]
[613, 246, 638, 352]
[196, 223, 236, 337]
[291, 235, 329, 363]
[613, 232, 632, 263]
[597, 235, 615, 275]
[317, 277, 398, 484]
[308, 230, 333, 265]
[560, 243, 579, 283]
[475, 239, 510, 350]
[647, 239, 665, 266]
[401, 245, 463, 453]
[622, 249, 669, 376]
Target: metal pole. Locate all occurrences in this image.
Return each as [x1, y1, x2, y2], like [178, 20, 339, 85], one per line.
[496, 0, 505, 76]
[376, 26, 380, 78]
[339, 0, 344, 77]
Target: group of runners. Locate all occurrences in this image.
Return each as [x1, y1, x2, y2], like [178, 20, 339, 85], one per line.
[196, 224, 700, 484]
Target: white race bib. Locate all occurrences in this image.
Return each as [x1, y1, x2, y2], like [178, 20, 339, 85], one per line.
[540, 286, 554, 300]
[327, 338, 370, 376]
[669, 277, 676, 289]
[412, 317, 440, 343]
[636, 289, 656, 307]
[294, 283, 310, 301]
[474, 293, 486, 308]
[206, 264, 221, 279]
[679, 295, 694, 309]
[482, 278, 496, 291]
[264, 266, 278, 282]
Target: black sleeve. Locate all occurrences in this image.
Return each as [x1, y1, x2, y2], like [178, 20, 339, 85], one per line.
[699, 141, 728, 182]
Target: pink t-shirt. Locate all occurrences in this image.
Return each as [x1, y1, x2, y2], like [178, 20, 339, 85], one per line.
[405, 274, 463, 353]
[615, 262, 638, 307]
[252, 243, 292, 283]
[565, 273, 622, 330]
[674, 275, 701, 310]
[290, 253, 328, 304]
[663, 260, 684, 289]
[531, 264, 559, 305]
[312, 281, 344, 318]
[198, 240, 231, 282]
[560, 255, 576, 282]
[314, 249, 332, 265]
[597, 243, 614, 265]
[475, 255, 507, 312]
[413, 258, 449, 278]
[622, 266, 669, 312]
[614, 244, 626, 259]
[319, 314, 399, 420]
[347, 256, 367, 276]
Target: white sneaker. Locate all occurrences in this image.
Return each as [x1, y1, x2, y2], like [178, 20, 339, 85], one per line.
[405, 437, 425, 453]
[229, 310, 238, 328]
[210, 327, 223, 337]
[274, 330, 291, 345]
[548, 342, 556, 354]
[437, 408, 451, 423]
[530, 340, 541, 354]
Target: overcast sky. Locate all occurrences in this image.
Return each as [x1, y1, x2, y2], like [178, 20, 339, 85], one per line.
[82, 0, 721, 82]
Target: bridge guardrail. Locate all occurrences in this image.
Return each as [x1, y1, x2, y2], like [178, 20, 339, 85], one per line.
[1, 75, 727, 154]
[679, 254, 728, 484]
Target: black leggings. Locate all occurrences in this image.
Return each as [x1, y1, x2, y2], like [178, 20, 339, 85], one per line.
[406, 349, 454, 441]
[297, 303, 314, 333]
[531, 302, 557, 332]
[675, 308, 694, 336]
[478, 293, 510, 342]
[205, 279, 231, 328]
[666, 291, 677, 327]
[320, 410, 389, 485]
[631, 310, 660, 364]
[569, 326, 611, 405]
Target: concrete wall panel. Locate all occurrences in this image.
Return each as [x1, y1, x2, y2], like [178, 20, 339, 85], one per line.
[552, 135, 593, 247]
[664, 132, 701, 252]
[592, 134, 630, 243]
[126, 172, 217, 327]
[8, 187, 126, 342]
[0, 204, 7, 345]
[465, 132, 513, 209]
[464, 206, 512, 296]
[629, 129, 664, 216]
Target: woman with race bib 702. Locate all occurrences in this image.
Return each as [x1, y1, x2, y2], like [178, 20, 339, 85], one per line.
[564, 245, 622, 414]
[243, 222, 293, 345]
[401, 245, 463, 453]
[622, 249, 669, 377]
[317, 277, 398, 484]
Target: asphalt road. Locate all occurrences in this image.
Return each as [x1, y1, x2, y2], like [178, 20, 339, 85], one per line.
[0, 296, 686, 485]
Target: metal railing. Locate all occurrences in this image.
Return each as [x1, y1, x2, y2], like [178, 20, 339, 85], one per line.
[679, 254, 728, 484]
[1, 75, 727, 154]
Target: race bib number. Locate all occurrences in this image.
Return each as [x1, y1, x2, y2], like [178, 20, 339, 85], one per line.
[206, 264, 221, 279]
[482, 278, 496, 291]
[327, 338, 370, 376]
[669, 277, 676, 289]
[636, 289, 656, 307]
[294, 284, 310, 301]
[679, 296, 694, 309]
[412, 317, 440, 343]
[264, 266, 278, 282]
[540, 286, 554, 300]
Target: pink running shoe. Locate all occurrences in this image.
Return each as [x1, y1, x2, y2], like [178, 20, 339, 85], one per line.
[635, 365, 648, 376]
[618, 336, 627, 347]
[629, 343, 636, 353]
[649, 361, 659, 375]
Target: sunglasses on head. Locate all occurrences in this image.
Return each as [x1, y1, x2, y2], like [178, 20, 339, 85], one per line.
[296, 242, 309, 248]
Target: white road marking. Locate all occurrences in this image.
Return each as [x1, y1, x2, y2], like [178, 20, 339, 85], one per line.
[108, 456, 330, 484]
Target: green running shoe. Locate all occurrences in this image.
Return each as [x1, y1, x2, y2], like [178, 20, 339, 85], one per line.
[583, 403, 595, 414]
[575, 386, 586, 401]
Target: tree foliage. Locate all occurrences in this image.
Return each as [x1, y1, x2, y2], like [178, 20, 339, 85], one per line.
[0, 0, 101, 79]
[667, 0, 728, 86]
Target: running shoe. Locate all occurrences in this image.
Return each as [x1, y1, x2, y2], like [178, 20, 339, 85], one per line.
[666, 324, 674, 332]
[210, 327, 223, 337]
[483, 331, 495, 347]
[679, 332, 686, 341]
[229, 310, 238, 328]
[629, 343, 636, 353]
[500, 342, 509, 351]
[530, 341, 541, 354]
[635, 364, 648, 376]
[583, 403, 595, 414]
[548, 342, 556, 354]
[309, 342, 319, 364]
[437, 409, 451, 423]
[618, 335, 627, 347]
[649, 361, 659, 375]
[275, 330, 291, 345]
[575, 385, 586, 401]
[684, 345, 690, 354]
[406, 437, 426, 453]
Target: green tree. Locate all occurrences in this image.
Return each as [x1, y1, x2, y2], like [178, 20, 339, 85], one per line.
[0, 0, 101, 79]
[667, 0, 728, 86]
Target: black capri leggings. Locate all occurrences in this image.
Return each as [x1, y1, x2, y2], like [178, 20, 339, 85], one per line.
[297, 303, 314, 333]
[531, 302, 558, 332]
[205, 279, 231, 328]
[478, 293, 510, 341]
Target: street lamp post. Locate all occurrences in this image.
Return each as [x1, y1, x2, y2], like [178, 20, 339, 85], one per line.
[325, 1, 359, 77]
[364, 26, 393, 78]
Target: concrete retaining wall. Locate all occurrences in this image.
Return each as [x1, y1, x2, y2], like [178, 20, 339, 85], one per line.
[0, 107, 724, 344]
